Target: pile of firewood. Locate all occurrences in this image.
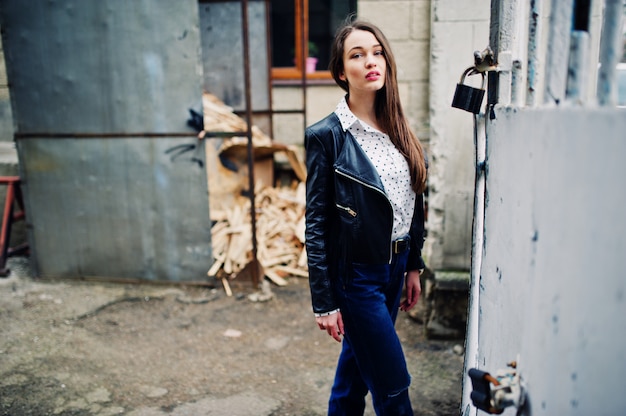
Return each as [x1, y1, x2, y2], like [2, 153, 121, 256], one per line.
[202, 92, 272, 146]
[207, 183, 308, 290]
[202, 92, 309, 293]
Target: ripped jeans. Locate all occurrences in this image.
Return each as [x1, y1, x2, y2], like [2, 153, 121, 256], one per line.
[328, 249, 413, 416]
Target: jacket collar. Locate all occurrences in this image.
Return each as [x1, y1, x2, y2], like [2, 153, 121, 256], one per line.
[334, 96, 358, 132]
[333, 127, 386, 193]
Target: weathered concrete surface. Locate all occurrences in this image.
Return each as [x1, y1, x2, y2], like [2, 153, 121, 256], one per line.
[1, 257, 464, 416]
[426, 0, 491, 272]
[423, 271, 469, 339]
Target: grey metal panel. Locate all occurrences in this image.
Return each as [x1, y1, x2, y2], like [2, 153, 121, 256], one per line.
[1, 1, 212, 282]
[17, 137, 211, 282]
[0, 0, 203, 134]
[199, 1, 270, 111]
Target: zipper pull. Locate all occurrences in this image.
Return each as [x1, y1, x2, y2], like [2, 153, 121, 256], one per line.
[337, 204, 358, 217]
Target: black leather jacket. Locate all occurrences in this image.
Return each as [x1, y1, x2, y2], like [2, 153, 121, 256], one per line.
[305, 113, 426, 313]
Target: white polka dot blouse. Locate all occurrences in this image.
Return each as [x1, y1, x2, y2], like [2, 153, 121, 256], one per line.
[334, 97, 416, 241]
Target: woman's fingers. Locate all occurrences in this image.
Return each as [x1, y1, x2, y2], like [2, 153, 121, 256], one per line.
[328, 326, 342, 342]
[316, 313, 344, 342]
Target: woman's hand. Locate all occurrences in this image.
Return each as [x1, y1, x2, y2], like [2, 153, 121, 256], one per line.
[400, 270, 422, 311]
[316, 311, 344, 342]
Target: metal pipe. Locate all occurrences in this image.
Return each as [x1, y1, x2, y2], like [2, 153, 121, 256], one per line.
[241, 0, 260, 289]
[526, 0, 541, 107]
[565, 0, 592, 103]
[300, 0, 308, 131]
[263, 0, 274, 139]
[565, 30, 590, 103]
[511, 59, 524, 106]
[597, 0, 624, 106]
[462, 112, 488, 416]
[14, 132, 200, 139]
[544, 0, 574, 105]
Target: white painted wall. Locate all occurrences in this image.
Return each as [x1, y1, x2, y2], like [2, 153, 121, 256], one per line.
[462, 1, 626, 414]
[464, 106, 626, 416]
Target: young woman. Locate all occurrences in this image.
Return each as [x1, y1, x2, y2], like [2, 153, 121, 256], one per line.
[304, 19, 428, 415]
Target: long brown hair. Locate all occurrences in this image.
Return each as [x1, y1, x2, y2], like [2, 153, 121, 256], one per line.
[329, 18, 427, 194]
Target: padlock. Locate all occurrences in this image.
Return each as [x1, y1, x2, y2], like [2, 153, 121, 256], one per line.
[451, 67, 486, 114]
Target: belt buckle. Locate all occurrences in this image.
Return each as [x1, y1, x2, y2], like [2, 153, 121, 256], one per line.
[393, 238, 408, 254]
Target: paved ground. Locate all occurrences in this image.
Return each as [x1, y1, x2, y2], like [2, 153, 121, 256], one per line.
[0, 257, 465, 415]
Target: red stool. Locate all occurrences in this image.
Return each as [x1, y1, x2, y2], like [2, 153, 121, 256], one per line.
[0, 176, 28, 277]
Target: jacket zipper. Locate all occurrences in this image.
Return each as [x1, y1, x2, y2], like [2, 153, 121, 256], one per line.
[336, 204, 357, 217]
[335, 168, 395, 263]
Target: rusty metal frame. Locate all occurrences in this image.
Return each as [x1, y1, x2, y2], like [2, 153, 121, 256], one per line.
[0, 176, 28, 277]
[198, 0, 300, 289]
[198, 0, 275, 289]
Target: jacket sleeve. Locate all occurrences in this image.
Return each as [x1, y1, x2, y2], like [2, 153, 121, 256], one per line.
[304, 127, 340, 314]
[407, 192, 427, 272]
[407, 152, 428, 272]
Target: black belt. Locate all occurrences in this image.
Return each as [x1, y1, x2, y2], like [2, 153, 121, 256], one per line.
[392, 237, 410, 254]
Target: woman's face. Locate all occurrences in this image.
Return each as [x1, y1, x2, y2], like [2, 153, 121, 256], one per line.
[339, 29, 386, 95]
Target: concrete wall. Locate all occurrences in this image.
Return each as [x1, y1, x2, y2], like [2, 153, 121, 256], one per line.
[272, 84, 343, 165]
[427, 0, 490, 271]
[359, 0, 432, 140]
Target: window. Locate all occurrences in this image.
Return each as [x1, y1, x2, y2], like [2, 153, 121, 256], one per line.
[270, 0, 357, 80]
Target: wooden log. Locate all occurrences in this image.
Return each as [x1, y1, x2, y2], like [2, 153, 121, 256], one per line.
[273, 265, 309, 278]
[261, 254, 297, 268]
[221, 277, 233, 297]
[264, 268, 288, 286]
[207, 257, 224, 277]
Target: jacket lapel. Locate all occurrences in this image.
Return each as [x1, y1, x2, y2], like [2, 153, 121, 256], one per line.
[333, 129, 385, 192]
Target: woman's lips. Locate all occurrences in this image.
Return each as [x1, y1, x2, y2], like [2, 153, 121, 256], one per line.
[366, 71, 381, 80]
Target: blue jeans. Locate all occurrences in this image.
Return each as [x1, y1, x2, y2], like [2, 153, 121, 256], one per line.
[328, 250, 414, 416]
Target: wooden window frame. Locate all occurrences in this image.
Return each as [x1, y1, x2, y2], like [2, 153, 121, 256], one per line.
[271, 0, 332, 81]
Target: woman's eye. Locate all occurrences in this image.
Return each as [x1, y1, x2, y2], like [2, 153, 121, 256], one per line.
[374, 50, 384, 56]
[351, 53, 363, 59]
